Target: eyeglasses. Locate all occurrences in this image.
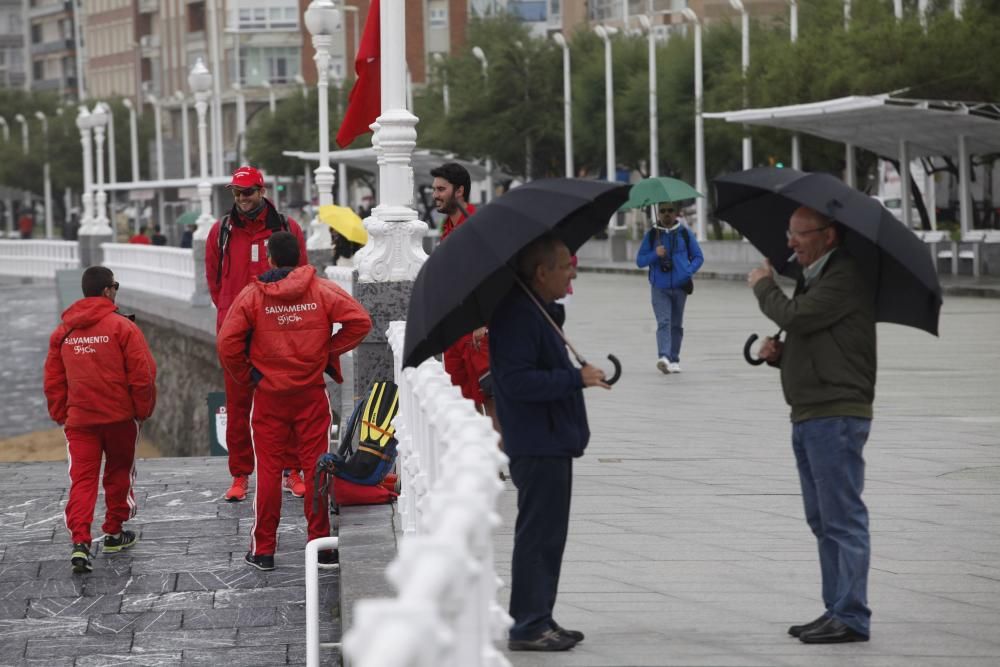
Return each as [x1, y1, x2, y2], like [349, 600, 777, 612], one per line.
[786, 226, 830, 240]
[107, 281, 120, 291]
[232, 187, 260, 198]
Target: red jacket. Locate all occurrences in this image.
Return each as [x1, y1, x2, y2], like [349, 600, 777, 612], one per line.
[129, 234, 151, 245]
[217, 265, 372, 394]
[204, 200, 308, 331]
[43, 297, 157, 427]
[439, 203, 491, 405]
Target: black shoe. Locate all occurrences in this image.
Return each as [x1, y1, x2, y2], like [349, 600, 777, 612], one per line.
[799, 617, 869, 644]
[788, 614, 828, 637]
[103, 530, 137, 553]
[71, 543, 92, 574]
[318, 549, 339, 565]
[508, 629, 577, 652]
[244, 551, 275, 571]
[551, 621, 584, 643]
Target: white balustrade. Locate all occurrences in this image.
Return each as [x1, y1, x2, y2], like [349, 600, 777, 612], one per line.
[0, 240, 79, 278]
[324, 265, 355, 295]
[100, 243, 195, 301]
[333, 320, 512, 667]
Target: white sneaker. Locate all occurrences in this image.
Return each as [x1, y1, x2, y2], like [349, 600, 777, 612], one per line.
[656, 357, 670, 374]
[669, 361, 682, 373]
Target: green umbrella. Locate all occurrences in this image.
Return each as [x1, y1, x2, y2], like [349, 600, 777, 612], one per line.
[619, 177, 703, 210]
[175, 211, 200, 227]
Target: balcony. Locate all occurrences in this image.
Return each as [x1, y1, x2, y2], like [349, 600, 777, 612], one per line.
[30, 38, 75, 56]
[27, 1, 72, 20]
[139, 33, 160, 58]
[139, 0, 158, 13]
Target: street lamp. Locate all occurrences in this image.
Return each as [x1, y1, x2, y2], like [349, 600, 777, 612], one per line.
[75, 107, 96, 235]
[121, 99, 140, 183]
[89, 102, 111, 234]
[729, 0, 751, 170]
[594, 25, 618, 184]
[471, 45, 493, 201]
[233, 83, 247, 164]
[788, 1, 801, 169]
[634, 17, 658, 178]
[304, 0, 341, 250]
[188, 57, 215, 241]
[432, 53, 450, 115]
[679, 9, 706, 240]
[34, 111, 53, 238]
[13, 113, 28, 153]
[261, 78, 276, 114]
[551, 32, 573, 178]
[146, 93, 165, 181]
[174, 91, 191, 179]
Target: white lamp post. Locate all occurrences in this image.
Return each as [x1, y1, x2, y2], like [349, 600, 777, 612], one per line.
[122, 98, 140, 182]
[594, 25, 618, 184]
[105, 104, 117, 185]
[729, 0, 752, 170]
[680, 9, 706, 240]
[0, 116, 11, 237]
[471, 46, 493, 201]
[34, 111, 53, 238]
[844, 0, 851, 29]
[90, 102, 111, 233]
[954, 0, 963, 19]
[261, 79, 276, 114]
[635, 16, 659, 178]
[13, 113, 28, 153]
[233, 83, 247, 164]
[551, 32, 573, 178]
[788, 1, 801, 170]
[304, 0, 340, 251]
[75, 107, 95, 235]
[174, 91, 191, 179]
[432, 53, 450, 115]
[189, 58, 215, 241]
[146, 93, 165, 181]
[294, 74, 309, 99]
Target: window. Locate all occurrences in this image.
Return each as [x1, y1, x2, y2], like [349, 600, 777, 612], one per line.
[31, 24, 42, 44]
[188, 1, 206, 33]
[428, 0, 448, 28]
[240, 46, 301, 84]
[33, 60, 44, 80]
[237, 5, 297, 30]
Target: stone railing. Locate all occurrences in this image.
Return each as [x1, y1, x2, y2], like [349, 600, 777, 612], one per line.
[101, 243, 196, 301]
[324, 265, 355, 296]
[338, 321, 511, 667]
[0, 240, 79, 278]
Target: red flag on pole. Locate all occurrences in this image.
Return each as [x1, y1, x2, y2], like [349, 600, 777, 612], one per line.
[336, 0, 381, 148]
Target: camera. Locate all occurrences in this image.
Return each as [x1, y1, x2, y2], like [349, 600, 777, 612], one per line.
[659, 257, 673, 272]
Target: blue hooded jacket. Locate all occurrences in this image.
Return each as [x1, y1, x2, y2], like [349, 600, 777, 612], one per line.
[636, 223, 705, 290]
[488, 288, 589, 459]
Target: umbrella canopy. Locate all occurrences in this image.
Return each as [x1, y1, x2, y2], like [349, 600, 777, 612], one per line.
[714, 167, 942, 335]
[620, 177, 702, 210]
[403, 178, 630, 369]
[175, 211, 199, 227]
[318, 204, 368, 245]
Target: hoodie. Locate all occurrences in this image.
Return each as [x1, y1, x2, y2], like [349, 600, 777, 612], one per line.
[43, 297, 157, 427]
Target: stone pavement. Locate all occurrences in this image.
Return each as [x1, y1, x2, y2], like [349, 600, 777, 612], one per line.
[0, 456, 340, 666]
[495, 272, 1000, 667]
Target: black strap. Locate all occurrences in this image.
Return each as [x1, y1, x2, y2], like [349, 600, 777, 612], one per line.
[215, 207, 290, 286]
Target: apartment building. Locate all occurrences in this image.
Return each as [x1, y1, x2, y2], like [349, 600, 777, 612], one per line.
[0, 0, 25, 89]
[23, 0, 80, 98]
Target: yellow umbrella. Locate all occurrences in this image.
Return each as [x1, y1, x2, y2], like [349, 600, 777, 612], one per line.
[317, 204, 368, 245]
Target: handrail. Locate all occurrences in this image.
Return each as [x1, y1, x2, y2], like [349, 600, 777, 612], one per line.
[101, 243, 196, 301]
[0, 240, 79, 278]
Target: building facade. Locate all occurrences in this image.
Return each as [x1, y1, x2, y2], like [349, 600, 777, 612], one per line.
[0, 0, 25, 89]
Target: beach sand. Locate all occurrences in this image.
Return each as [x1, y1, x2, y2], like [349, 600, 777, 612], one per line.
[0, 428, 162, 462]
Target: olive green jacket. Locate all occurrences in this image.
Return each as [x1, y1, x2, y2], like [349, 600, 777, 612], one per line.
[753, 249, 876, 423]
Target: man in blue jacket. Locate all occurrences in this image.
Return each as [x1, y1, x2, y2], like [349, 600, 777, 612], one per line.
[636, 202, 704, 373]
[489, 233, 609, 652]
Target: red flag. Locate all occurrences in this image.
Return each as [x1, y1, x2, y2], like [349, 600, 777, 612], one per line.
[336, 0, 381, 148]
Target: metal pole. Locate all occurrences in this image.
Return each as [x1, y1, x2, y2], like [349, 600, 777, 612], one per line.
[739, 6, 751, 170]
[35, 112, 53, 238]
[179, 94, 191, 179]
[123, 99, 140, 182]
[958, 134, 970, 237]
[234, 84, 246, 163]
[552, 33, 573, 178]
[845, 143, 855, 188]
[206, 0, 224, 177]
[308, 27, 334, 249]
[106, 106, 117, 184]
[899, 139, 911, 228]
[844, 0, 851, 30]
[148, 96, 165, 180]
[595, 26, 616, 183]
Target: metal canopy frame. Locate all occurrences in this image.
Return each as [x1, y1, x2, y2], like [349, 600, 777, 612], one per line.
[705, 94, 1000, 234]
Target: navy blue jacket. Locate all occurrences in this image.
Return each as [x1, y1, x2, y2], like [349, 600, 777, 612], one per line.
[488, 288, 590, 459]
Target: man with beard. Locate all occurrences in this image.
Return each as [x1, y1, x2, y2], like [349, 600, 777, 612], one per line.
[205, 166, 309, 502]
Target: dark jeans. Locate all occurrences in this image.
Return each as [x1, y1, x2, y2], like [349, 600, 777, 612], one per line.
[508, 456, 573, 640]
[792, 416, 872, 636]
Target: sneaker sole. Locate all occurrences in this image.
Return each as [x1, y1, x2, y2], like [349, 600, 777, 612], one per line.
[225, 493, 247, 502]
[244, 558, 275, 572]
[103, 539, 137, 554]
[656, 361, 670, 374]
[71, 556, 92, 574]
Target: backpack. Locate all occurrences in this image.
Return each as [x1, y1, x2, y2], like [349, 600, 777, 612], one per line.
[215, 211, 289, 286]
[332, 381, 400, 485]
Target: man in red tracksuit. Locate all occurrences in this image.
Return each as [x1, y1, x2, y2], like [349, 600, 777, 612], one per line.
[205, 166, 309, 503]
[43, 266, 157, 574]
[217, 232, 371, 570]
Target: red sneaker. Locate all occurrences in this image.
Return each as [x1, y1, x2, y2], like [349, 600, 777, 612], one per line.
[225, 475, 249, 502]
[283, 470, 306, 498]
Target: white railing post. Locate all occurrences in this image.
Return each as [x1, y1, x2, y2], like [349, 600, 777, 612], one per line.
[0, 240, 80, 278]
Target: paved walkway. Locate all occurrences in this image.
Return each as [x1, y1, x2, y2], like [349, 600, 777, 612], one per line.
[495, 272, 1000, 667]
[0, 457, 340, 666]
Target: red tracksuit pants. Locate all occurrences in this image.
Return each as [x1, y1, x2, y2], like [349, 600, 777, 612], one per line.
[64, 419, 139, 545]
[224, 371, 298, 477]
[249, 386, 332, 556]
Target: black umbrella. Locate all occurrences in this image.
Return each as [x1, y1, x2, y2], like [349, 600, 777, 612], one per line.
[403, 178, 629, 380]
[714, 167, 943, 338]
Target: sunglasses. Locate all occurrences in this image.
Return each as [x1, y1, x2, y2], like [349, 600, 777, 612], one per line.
[232, 187, 260, 198]
[107, 281, 120, 291]
[659, 207, 676, 214]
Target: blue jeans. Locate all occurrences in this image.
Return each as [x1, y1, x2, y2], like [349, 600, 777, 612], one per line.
[650, 286, 687, 362]
[792, 416, 872, 636]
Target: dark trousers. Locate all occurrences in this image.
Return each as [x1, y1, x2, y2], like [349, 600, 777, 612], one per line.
[508, 456, 573, 640]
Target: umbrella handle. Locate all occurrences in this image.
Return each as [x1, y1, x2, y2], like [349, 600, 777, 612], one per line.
[743, 334, 766, 366]
[605, 354, 622, 386]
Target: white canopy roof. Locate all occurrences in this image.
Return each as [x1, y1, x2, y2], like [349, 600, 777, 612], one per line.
[282, 147, 491, 183]
[704, 94, 1000, 158]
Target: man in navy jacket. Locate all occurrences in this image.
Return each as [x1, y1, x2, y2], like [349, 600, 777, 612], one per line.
[489, 234, 609, 652]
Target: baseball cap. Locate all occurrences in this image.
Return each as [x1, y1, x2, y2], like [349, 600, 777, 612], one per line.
[229, 166, 264, 189]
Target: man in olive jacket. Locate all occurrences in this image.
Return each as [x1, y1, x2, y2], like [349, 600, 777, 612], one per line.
[748, 205, 876, 645]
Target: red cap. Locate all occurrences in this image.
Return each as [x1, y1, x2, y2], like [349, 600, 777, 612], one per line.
[229, 166, 264, 189]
